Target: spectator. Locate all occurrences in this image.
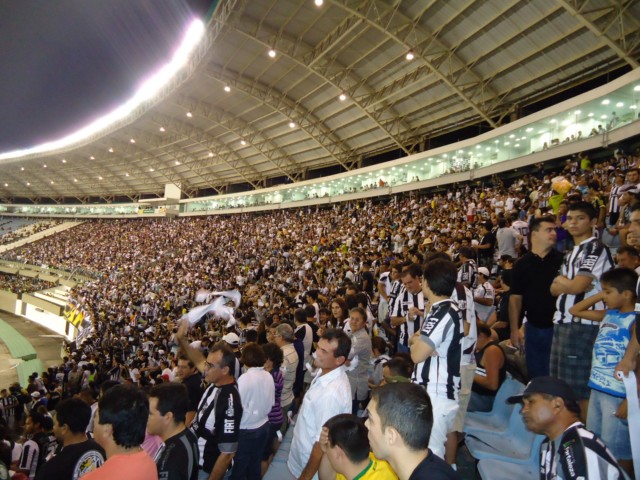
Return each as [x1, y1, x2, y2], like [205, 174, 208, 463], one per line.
[468, 323, 506, 413]
[17, 411, 55, 480]
[472, 267, 495, 323]
[176, 324, 241, 480]
[507, 377, 627, 480]
[285, 329, 352, 480]
[317, 414, 396, 480]
[390, 264, 424, 353]
[175, 356, 204, 428]
[550, 201, 614, 419]
[147, 382, 199, 480]
[231, 344, 274, 480]
[272, 323, 298, 430]
[410, 259, 464, 459]
[509, 215, 563, 379]
[83, 384, 156, 480]
[260, 343, 284, 474]
[569, 267, 637, 476]
[365, 383, 458, 479]
[345, 307, 372, 414]
[35, 397, 105, 480]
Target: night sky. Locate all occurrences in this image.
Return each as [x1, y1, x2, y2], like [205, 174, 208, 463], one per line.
[0, 0, 214, 152]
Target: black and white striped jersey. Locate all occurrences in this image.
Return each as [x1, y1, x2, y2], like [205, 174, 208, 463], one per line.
[390, 286, 424, 348]
[414, 299, 464, 401]
[554, 237, 614, 325]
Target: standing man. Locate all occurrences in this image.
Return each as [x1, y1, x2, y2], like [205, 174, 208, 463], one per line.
[475, 221, 496, 270]
[507, 377, 627, 480]
[36, 397, 105, 479]
[147, 382, 199, 480]
[285, 329, 352, 480]
[472, 267, 495, 323]
[410, 259, 464, 459]
[176, 322, 242, 480]
[390, 264, 425, 353]
[457, 247, 477, 289]
[17, 412, 55, 480]
[84, 385, 157, 480]
[0, 388, 18, 431]
[365, 383, 459, 480]
[550, 201, 614, 418]
[510, 216, 564, 379]
[175, 356, 204, 428]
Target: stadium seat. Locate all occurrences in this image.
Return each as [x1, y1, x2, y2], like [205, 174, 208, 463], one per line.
[463, 375, 525, 435]
[465, 404, 544, 463]
[477, 455, 540, 480]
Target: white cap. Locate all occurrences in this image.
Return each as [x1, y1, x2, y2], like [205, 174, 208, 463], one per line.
[478, 267, 490, 277]
[222, 332, 240, 346]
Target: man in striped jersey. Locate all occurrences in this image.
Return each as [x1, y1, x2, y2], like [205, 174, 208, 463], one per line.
[390, 264, 425, 354]
[410, 259, 464, 460]
[507, 376, 627, 480]
[0, 389, 18, 430]
[550, 201, 614, 419]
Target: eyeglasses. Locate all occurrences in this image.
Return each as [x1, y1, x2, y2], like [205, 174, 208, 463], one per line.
[203, 361, 221, 370]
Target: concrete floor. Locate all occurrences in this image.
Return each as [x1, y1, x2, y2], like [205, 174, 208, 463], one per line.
[0, 312, 65, 389]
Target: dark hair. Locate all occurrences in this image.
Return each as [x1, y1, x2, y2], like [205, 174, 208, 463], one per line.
[324, 414, 370, 463]
[28, 411, 46, 429]
[294, 308, 307, 324]
[567, 201, 597, 220]
[616, 245, 639, 258]
[209, 343, 237, 376]
[55, 397, 92, 434]
[321, 329, 352, 360]
[498, 218, 508, 228]
[385, 357, 412, 379]
[149, 382, 189, 424]
[177, 355, 196, 369]
[245, 330, 258, 344]
[529, 215, 556, 232]
[100, 380, 120, 397]
[476, 322, 492, 338]
[422, 259, 457, 297]
[458, 247, 474, 259]
[370, 383, 433, 451]
[371, 336, 387, 355]
[305, 290, 319, 301]
[241, 343, 266, 368]
[304, 305, 316, 319]
[98, 384, 148, 448]
[401, 263, 422, 279]
[262, 342, 284, 370]
[424, 251, 452, 262]
[600, 268, 638, 296]
[344, 294, 358, 310]
[354, 292, 369, 308]
[630, 202, 640, 214]
[319, 307, 330, 316]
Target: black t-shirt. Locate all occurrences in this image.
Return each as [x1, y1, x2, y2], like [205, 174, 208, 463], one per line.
[155, 429, 199, 480]
[510, 249, 564, 328]
[478, 233, 496, 258]
[409, 450, 460, 480]
[360, 270, 375, 294]
[35, 439, 104, 480]
[183, 373, 205, 413]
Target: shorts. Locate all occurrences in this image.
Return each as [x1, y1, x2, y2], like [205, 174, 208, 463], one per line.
[586, 389, 631, 460]
[428, 397, 459, 459]
[549, 323, 598, 399]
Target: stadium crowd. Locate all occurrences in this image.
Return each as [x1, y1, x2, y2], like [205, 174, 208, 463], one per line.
[0, 220, 63, 247]
[0, 146, 639, 480]
[0, 275, 55, 296]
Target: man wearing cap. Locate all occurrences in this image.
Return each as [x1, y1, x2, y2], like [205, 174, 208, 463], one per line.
[508, 377, 628, 480]
[472, 268, 495, 323]
[222, 332, 242, 381]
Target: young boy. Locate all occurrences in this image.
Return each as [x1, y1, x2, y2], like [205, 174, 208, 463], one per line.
[569, 267, 637, 476]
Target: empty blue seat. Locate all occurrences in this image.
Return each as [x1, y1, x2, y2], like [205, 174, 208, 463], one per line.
[477, 455, 540, 480]
[464, 376, 525, 435]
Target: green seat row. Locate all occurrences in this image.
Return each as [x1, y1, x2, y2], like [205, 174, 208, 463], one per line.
[0, 318, 37, 362]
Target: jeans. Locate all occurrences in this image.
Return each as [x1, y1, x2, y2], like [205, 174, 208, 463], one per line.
[230, 422, 270, 480]
[524, 323, 554, 380]
[587, 389, 631, 460]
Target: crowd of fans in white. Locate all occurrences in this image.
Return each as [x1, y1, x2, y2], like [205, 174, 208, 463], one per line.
[0, 147, 639, 480]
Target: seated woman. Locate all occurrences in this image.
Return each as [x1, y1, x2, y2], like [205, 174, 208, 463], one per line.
[468, 323, 506, 413]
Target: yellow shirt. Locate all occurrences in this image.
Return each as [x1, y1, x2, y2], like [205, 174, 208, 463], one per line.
[336, 453, 398, 480]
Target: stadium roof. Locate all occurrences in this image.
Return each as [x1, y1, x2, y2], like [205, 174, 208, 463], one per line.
[1, 0, 639, 203]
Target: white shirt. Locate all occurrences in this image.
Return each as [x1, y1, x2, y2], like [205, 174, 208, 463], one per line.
[287, 366, 351, 479]
[237, 367, 275, 430]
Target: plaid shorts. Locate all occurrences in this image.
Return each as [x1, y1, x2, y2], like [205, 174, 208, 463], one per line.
[549, 322, 599, 399]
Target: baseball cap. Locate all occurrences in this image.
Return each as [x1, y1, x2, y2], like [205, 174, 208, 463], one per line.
[31, 391, 41, 399]
[222, 332, 240, 346]
[478, 267, 490, 277]
[506, 376, 578, 404]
